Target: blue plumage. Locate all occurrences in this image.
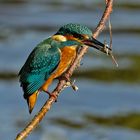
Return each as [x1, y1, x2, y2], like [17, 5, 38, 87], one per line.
[19, 38, 61, 97]
[57, 23, 93, 37]
[19, 23, 107, 113]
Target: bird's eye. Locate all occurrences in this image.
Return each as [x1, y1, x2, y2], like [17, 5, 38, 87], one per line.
[74, 34, 84, 40]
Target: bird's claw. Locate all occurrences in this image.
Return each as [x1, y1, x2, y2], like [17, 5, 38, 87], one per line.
[50, 93, 58, 102]
[45, 90, 57, 102]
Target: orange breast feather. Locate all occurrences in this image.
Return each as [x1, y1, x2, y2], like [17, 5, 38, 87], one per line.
[41, 46, 77, 91]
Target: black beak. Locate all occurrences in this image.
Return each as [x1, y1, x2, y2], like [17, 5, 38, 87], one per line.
[83, 37, 112, 55]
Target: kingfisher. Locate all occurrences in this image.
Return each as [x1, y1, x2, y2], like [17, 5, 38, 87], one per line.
[19, 23, 110, 113]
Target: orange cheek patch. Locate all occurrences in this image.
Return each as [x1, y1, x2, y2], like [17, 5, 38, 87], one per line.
[66, 35, 75, 40]
[66, 34, 89, 40]
[65, 35, 81, 42]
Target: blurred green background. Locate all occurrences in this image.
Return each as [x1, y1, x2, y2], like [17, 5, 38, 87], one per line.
[0, 0, 140, 140]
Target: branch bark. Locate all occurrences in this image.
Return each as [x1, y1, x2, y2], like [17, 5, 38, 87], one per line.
[15, 1, 113, 139]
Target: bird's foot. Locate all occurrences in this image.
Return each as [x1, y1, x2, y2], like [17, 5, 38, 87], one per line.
[45, 90, 57, 102]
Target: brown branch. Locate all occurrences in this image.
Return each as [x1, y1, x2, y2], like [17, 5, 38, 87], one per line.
[15, 1, 113, 140]
[94, 0, 113, 38]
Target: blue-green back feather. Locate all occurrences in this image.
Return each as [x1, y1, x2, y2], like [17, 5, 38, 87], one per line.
[56, 23, 93, 37]
[19, 38, 61, 97]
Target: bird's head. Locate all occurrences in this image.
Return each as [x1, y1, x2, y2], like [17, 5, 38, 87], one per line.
[52, 23, 111, 54]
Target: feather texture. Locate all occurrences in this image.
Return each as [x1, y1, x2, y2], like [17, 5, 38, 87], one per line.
[19, 38, 61, 97]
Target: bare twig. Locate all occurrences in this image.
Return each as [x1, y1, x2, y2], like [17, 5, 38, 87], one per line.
[109, 17, 112, 49]
[15, 1, 113, 140]
[108, 18, 118, 67]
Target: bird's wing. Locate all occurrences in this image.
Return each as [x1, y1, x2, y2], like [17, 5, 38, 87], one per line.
[19, 38, 61, 96]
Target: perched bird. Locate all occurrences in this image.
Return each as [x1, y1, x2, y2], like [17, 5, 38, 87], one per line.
[19, 23, 110, 113]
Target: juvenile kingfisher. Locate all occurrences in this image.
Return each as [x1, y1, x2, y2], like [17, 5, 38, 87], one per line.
[19, 23, 110, 113]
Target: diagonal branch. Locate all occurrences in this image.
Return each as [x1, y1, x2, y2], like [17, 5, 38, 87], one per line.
[15, 0, 113, 139]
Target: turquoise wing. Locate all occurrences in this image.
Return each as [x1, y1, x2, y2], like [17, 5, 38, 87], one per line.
[19, 38, 61, 97]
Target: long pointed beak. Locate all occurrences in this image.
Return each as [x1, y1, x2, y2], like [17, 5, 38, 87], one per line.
[83, 37, 112, 55]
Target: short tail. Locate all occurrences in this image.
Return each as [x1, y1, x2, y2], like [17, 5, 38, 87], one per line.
[25, 90, 39, 114]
